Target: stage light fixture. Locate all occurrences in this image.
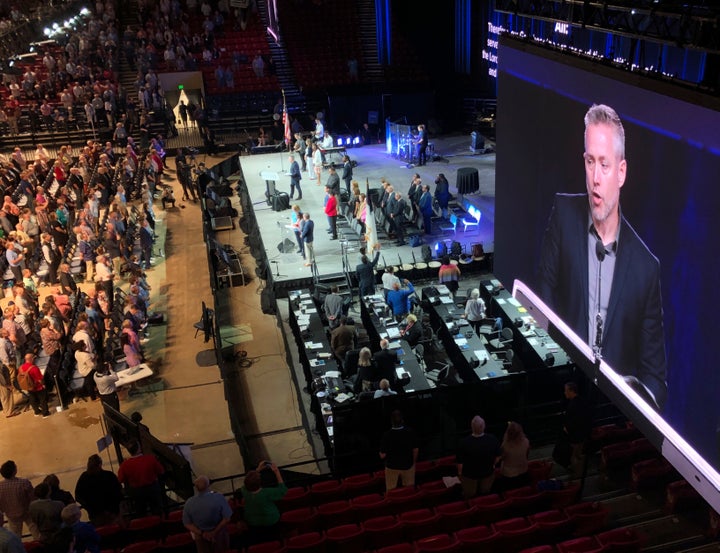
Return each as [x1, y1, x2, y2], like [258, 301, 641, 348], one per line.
[353, 136, 360, 145]
[336, 138, 343, 146]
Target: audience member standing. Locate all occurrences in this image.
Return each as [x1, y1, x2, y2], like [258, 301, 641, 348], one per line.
[0, 460, 34, 537]
[183, 476, 232, 553]
[456, 416, 500, 498]
[241, 462, 287, 546]
[387, 279, 415, 320]
[61, 503, 100, 553]
[330, 317, 355, 366]
[0, 526, 23, 553]
[18, 353, 50, 417]
[117, 441, 165, 516]
[558, 381, 592, 476]
[28, 483, 64, 543]
[496, 421, 531, 492]
[74, 454, 123, 526]
[379, 410, 419, 491]
[355, 245, 381, 297]
[322, 289, 344, 332]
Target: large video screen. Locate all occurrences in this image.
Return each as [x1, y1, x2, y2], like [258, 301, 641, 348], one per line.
[495, 37, 720, 472]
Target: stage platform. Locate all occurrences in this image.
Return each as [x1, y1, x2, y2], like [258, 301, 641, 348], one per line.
[236, 135, 496, 292]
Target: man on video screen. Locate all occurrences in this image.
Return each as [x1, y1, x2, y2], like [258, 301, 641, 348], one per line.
[538, 104, 667, 410]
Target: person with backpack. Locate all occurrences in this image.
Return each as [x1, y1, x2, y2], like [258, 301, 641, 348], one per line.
[18, 353, 50, 418]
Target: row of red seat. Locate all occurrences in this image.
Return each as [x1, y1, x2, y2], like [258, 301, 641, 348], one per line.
[240, 501, 625, 553]
[277, 457, 555, 510]
[278, 483, 584, 537]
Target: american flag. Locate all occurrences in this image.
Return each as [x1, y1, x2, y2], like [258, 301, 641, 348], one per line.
[282, 97, 291, 146]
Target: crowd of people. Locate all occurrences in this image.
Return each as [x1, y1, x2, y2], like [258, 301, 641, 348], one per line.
[0, 130, 170, 418]
[1, 1, 122, 138]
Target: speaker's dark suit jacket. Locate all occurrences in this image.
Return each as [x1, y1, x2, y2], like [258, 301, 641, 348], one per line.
[538, 193, 667, 409]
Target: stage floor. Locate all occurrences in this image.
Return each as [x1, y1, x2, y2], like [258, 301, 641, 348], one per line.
[238, 135, 496, 285]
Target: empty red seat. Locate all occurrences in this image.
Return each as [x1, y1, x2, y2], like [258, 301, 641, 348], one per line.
[454, 524, 501, 551]
[519, 547, 556, 553]
[158, 532, 194, 553]
[276, 486, 311, 511]
[285, 531, 326, 552]
[596, 527, 642, 553]
[528, 460, 554, 483]
[492, 516, 539, 552]
[343, 473, 382, 497]
[363, 515, 405, 549]
[316, 500, 354, 527]
[564, 502, 609, 536]
[433, 455, 458, 477]
[385, 487, 427, 514]
[529, 509, 574, 543]
[324, 523, 363, 553]
[504, 485, 547, 517]
[246, 541, 285, 553]
[97, 524, 127, 552]
[163, 510, 185, 537]
[310, 479, 347, 503]
[601, 442, 635, 470]
[350, 492, 388, 520]
[630, 458, 677, 491]
[127, 517, 164, 543]
[414, 460, 436, 484]
[24, 541, 44, 553]
[664, 479, 704, 513]
[435, 500, 478, 533]
[419, 480, 456, 508]
[629, 438, 659, 463]
[377, 545, 414, 553]
[398, 508, 441, 541]
[557, 536, 603, 553]
[545, 482, 581, 509]
[467, 493, 512, 524]
[121, 541, 159, 553]
[415, 533, 462, 552]
[280, 506, 319, 535]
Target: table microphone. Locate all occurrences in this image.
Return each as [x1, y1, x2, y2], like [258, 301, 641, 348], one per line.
[594, 239, 605, 360]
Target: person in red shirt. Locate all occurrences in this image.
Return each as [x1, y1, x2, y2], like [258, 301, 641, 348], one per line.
[324, 187, 338, 240]
[19, 353, 50, 417]
[117, 441, 165, 516]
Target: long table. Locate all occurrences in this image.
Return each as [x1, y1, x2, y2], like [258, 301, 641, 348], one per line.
[288, 290, 347, 444]
[421, 286, 507, 382]
[480, 278, 571, 369]
[359, 294, 432, 393]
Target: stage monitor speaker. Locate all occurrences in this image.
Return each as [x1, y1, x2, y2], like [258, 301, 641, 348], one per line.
[471, 131, 485, 151]
[277, 238, 295, 254]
